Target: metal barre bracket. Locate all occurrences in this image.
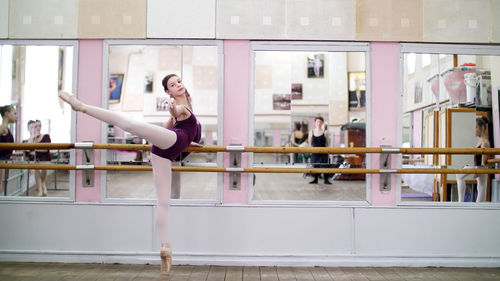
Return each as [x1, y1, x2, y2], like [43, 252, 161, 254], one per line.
[80, 142, 94, 187]
[229, 144, 242, 190]
[75, 142, 94, 149]
[379, 145, 392, 191]
[226, 145, 245, 152]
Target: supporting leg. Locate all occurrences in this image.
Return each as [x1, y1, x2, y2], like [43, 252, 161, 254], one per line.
[151, 153, 173, 273]
[35, 170, 43, 196]
[476, 173, 488, 202]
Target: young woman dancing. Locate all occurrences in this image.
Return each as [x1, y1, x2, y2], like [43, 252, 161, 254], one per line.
[59, 74, 201, 273]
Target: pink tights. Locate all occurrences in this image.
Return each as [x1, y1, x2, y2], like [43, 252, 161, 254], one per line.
[83, 104, 176, 244]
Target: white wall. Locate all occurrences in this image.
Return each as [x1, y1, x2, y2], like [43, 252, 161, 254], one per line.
[1, 203, 499, 267]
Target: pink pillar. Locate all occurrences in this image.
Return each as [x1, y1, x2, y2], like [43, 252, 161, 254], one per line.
[223, 40, 250, 204]
[370, 42, 399, 206]
[75, 40, 103, 202]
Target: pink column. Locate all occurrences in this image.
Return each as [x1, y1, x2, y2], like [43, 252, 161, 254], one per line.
[223, 40, 250, 204]
[370, 42, 399, 206]
[75, 40, 103, 202]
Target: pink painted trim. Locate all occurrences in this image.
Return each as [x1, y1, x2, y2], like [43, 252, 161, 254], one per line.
[222, 40, 250, 204]
[370, 42, 399, 206]
[75, 40, 103, 202]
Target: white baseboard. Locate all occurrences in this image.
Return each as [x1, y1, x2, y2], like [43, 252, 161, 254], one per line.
[1, 250, 499, 268]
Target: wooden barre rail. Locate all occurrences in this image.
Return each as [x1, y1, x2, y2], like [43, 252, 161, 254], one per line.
[0, 163, 497, 174]
[1, 143, 500, 155]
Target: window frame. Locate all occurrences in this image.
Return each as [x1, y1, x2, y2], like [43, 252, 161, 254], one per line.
[248, 41, 372, 206]
[0, 39, 79, 203]
[101, 39, 224, 206]
[397, 43, 500, 208]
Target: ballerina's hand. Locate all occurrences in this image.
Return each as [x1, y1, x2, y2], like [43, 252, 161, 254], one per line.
[189, 142, 202, 147]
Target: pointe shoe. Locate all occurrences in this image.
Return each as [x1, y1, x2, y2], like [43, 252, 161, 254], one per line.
[160, 244, 172, 273]
[58, 91, 85, 112]
[42, 186, 48, 196]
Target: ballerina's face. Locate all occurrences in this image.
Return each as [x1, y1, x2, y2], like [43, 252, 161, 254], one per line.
[165, 76, 186, 98]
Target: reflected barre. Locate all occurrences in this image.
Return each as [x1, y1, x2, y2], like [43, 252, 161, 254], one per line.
[0, 143, 500, 155]
[0, 163, 497, 175]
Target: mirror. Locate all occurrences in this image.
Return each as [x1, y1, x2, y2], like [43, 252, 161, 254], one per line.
[0, 43, 75, 198]
[104, 43, 221, 200]
[401, 46, 500, 203]
[252, 48, 367, 201]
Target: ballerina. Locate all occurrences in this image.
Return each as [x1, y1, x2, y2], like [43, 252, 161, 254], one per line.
[59, 74, 201, 273]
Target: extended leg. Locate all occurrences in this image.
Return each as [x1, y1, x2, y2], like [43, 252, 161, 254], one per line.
[59, 92, 177, 150]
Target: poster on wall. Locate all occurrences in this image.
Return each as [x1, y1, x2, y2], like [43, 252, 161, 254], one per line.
[291, 83, 303, 100]
[144, 72, 153, 93]
[109, 74, 124, 103]
[273, 94, 291, 110]
[307, 54, 324, 78]
[156, 97, 170, 112]
[348, 72, 366, 110]
[414, 82, 423, 104]
[58, 48, 64, 91]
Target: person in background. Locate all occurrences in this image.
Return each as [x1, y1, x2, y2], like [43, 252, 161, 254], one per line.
[308, 116, 331, 184]
[0, 105, 17, 195]
[456, 116, 492, 202]
[24, 120, 51, 197]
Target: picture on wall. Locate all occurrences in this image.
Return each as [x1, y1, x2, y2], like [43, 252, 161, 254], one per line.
[156, 97, 170, 112]
[414, 82, 423, 104]
[348, 72, 366, 110]
[109, 74, 124, 103]
[291, 83, 303, 100]
[144, 72, 153, 93]
[58, 48, 64, 91]
[307, 54, 324, 78]
[273, 94, 291, 110]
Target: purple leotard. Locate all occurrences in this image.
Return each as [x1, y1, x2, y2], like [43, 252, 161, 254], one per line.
[24, 134, 52, 161]
[151, 108, 201, 161]
[0, 128, 14, 160]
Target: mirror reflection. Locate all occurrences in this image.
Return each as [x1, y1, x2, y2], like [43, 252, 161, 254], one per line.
[105, 44, 220, 200]
[252, 50, 367, 201]
[0, 44, 74, 198]
[402, 51, 499, 203]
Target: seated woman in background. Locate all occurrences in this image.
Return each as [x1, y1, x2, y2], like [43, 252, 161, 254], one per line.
[456, 116, 492, 202]
[24, 120, 51, 197]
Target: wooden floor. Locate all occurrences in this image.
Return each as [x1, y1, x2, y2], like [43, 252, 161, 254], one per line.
[1, 263, 499, 281]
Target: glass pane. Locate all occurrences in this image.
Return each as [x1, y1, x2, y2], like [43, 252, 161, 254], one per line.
[252, 50, 367, 201]
[0, 44, 74, 198]
[401, 49, 499, 203]
[105, 44, 219, 200]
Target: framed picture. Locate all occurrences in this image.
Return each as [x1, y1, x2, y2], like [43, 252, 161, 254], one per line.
[348, 72, 366, 110]
[291, 83, 303, 100]
[414, 82, 423, 104]
[156, 97, 170, 112]
[58, 48, 64, 91]
[144, 72, 153, 93]
[307, 54, 324, 78]
[109, 74, 124, 103]
[273, 94, 291, 110]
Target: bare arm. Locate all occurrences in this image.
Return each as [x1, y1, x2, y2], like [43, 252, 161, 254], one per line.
[324, 130, 329, 147]
[481, 140, 491, 166]
[164, 117, 175, 129]
[308, 130, 312, 147]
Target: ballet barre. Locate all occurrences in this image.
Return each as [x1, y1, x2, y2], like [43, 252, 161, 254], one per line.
[1, 143, 500, 155]
[0, 163, 497, 175]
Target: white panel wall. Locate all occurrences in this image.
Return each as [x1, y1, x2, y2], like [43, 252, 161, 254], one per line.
[287, 0, 355, 40]
[0, 203, 154, 252]
[147, 0, 215, 38]
[1, 203, 500, 266]
[355, 207, 500, 258]
[8, 0, 78, 39]
[216, 0, 287, 39]
[0, 0, 8, 38]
